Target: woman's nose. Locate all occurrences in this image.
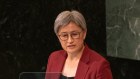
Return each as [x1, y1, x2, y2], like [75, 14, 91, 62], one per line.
[67, 34, 74, 43]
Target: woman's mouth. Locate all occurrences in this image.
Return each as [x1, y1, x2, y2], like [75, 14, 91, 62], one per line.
[67, 45, 75, 48]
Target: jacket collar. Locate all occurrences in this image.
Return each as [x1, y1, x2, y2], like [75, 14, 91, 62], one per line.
[54, 44, 90, 79]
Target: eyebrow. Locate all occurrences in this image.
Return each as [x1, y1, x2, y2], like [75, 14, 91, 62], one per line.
[60, 30, 80, 34]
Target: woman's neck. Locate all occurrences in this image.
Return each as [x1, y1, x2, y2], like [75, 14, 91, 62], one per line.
[67, 45, 85, 61]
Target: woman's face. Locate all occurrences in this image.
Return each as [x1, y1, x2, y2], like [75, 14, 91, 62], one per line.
[57, 22, 86, 54]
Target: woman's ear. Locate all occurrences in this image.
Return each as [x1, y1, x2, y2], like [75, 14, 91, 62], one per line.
[57, 34, 61, 41]
[83, 30, 87, 40]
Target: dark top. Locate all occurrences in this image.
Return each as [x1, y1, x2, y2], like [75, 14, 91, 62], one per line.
[59, 74, 74, 79]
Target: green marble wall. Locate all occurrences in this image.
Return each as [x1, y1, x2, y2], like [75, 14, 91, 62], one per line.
[106, 0, 140, 60]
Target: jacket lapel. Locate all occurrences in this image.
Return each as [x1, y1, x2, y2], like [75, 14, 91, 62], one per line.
[55, 52, 67, 72]
[75, 61, 89, 79]
[52, 51, 67, 79]
[75, 45, 90, 79]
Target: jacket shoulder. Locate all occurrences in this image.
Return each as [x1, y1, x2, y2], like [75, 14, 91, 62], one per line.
[48, 50, 66, 60]
[87, 50, 112, 79]
[90, 50, 107, 61]
[86, 48, 111, 67]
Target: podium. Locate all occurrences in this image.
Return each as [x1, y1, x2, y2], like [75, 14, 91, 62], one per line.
[19, 72, 61, 79]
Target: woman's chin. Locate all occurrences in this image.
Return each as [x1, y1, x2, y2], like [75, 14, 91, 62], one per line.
[66, 49, 76, 54]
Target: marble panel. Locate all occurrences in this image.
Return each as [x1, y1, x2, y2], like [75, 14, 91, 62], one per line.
[106, 0, 140, 60]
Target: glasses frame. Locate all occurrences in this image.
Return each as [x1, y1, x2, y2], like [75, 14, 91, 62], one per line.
[57, 31, 83, 41]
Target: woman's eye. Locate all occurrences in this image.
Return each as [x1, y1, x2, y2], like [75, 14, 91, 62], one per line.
[62, 34, 68, 37]
[72, 33, 78, 36]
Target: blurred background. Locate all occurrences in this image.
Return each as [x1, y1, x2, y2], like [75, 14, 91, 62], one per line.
[0, 0, 140, 79]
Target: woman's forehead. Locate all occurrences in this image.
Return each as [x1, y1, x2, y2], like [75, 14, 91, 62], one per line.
[58, 22, 82, 33]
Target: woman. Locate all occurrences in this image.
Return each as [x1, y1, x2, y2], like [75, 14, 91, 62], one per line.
[46, 10, 112, 79]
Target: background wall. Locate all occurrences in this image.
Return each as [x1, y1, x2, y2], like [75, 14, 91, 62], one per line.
[0, 0, 140, 79]
[106, 0, 140, 60]
[106, 0, 140, 79]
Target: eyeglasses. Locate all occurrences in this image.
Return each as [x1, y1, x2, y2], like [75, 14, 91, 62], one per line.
[58, 31, 82, 41]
